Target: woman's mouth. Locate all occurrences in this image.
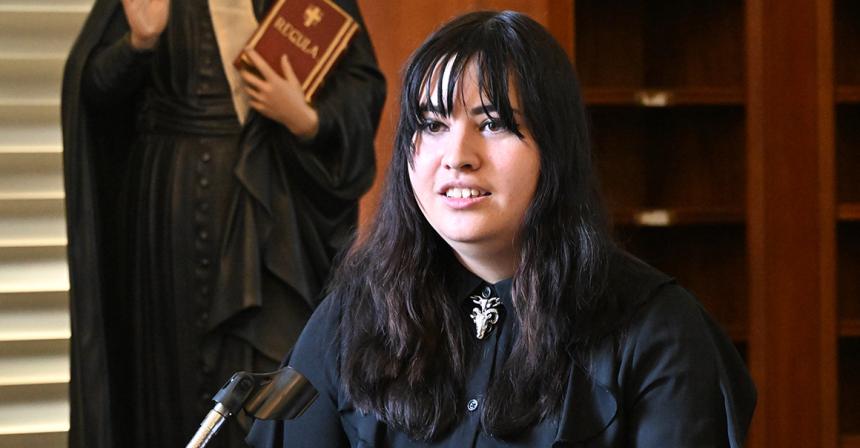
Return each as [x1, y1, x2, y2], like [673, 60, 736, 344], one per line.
[444, 187, 489, 198]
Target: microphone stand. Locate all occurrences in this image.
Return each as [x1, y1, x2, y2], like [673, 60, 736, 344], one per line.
[185, 366, 318, 448]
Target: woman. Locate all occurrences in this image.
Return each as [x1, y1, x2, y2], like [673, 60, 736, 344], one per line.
[61, 0, 384, 446]
[248, 10, 755, 447]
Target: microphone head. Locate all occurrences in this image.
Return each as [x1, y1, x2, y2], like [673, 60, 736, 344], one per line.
[212, 372, 257, 415]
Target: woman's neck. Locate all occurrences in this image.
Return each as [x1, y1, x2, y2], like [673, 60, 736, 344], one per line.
[452, 245, 516, 283]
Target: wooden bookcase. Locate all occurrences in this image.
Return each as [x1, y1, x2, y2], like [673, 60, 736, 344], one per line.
[570, 1, 844, 447]
[572, 0, 749, 348]
[836, 0, 860, 445]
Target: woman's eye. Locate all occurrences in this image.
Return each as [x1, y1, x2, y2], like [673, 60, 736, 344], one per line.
[419, 119, 446, 133]
[480, 119, 506, 133]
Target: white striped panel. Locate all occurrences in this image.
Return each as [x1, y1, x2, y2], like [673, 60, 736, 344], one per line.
[0, 246, 69, 295]
[0, 57, 65, 103]
[0, 383, 69, 435]
[0, 199, 66, 247]
[0, 339, 69, 386]
[0, 291, 69, 344]
[0, 152, 63, 198]
[0, 104, 61, 147]
[0, 431, 66, 448]
[0, 12, 88, 56]
[0, 0, 93, 9]
[0, 0, 87, 445]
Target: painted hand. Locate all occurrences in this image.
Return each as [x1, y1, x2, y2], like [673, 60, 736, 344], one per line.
[121, 0, 169, 50]
[240, 49, 320, 141]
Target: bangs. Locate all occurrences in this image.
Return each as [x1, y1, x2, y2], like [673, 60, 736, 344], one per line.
[401, 30, 525, 153]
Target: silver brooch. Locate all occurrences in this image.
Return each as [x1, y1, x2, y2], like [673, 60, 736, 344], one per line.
[470, 286, 501, 340]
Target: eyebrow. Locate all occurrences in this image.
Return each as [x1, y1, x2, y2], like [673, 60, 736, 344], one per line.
[469, 105, 498, 116]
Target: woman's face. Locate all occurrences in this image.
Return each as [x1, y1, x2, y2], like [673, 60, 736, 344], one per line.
[408, 61, 540, 276]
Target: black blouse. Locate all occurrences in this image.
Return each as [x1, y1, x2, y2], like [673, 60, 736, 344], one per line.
[382, 273, 559, 447]
[247, 253, 757, 447]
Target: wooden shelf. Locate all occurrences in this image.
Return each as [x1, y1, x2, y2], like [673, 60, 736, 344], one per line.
[612, 207, 745, 227]
[574, 0, 744, 91]
[842, 434, 860, 448]
[837, 86, 860, 104]
[574, 3, 750, 422]
[840, 339, 860, 436]
[841, 320, 860, 338]
[839, 203, 860, 221]
[584, 87, 744, 107]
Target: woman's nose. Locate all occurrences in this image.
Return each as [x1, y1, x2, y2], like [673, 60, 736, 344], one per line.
[442, 127, 480, 171]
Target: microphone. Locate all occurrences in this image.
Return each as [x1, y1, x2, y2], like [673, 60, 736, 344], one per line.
[185, 366, 318, 448]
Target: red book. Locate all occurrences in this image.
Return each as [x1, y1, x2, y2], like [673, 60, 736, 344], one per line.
[235, 0, 359, 102]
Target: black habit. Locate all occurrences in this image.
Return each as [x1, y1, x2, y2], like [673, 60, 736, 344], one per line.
[61, 0, 385, 446]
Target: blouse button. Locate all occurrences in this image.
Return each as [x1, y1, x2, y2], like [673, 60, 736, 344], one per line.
[481, 286, 492, 298]
[467, 398, 479, 412]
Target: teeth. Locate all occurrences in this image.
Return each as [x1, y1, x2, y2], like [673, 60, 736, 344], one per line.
[445, 188, 483, 198]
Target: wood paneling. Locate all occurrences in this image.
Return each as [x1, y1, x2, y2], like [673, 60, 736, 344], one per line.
[747, 0, 836, 447]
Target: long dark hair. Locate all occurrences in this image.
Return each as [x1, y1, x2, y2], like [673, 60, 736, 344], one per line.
[332, 10, 612, 441]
